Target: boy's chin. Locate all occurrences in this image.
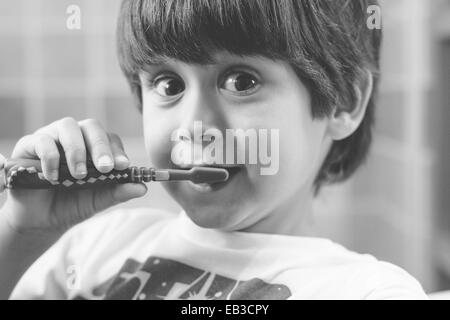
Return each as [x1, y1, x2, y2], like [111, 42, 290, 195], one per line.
[182, 204, 240, 230]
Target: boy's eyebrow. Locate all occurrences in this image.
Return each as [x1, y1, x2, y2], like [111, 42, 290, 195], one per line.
[138, 55, 227, 71]
[138, 62, 174, 75]
[140, 63, 162, 71]
[138, 54, 266, 73]
[140, 60, 169, 69]
[140, 61, 220, 70]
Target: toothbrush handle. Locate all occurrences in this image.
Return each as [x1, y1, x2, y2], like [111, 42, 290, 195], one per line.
[4, 158, 151, 190]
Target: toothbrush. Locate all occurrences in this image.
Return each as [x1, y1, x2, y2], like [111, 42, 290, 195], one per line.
[0, 158, 229, 190]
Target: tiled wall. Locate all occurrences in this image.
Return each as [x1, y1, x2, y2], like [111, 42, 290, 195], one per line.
[0, 0, 448, 292]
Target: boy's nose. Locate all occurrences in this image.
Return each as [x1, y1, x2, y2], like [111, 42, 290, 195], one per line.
[178, 89, 225, 137]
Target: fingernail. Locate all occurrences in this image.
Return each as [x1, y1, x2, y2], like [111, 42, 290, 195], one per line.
[115, 155, 129, 164]
[98, 155, 114, 168]
[76, 163, 87, 175]
[49, 170, 59, 181]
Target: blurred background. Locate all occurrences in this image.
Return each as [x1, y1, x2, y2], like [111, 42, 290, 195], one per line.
[0, 0, 449, 294]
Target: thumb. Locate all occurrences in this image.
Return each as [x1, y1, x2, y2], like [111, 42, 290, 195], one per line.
[93, 183, 148, 213]
[111, 183, 148, 203]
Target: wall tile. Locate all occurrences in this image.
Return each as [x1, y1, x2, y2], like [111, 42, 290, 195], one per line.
[349, 153, 407, 217]
[374, 91, 406, 142]
[42, 34, 85, 78]
[44, 95, 87, 123]
[0, 37, 24, 78]
[103, 35, 124, 80]
[0, 1, 21, 17]
[380, 24, 406, 77]
[0, 97, 25, 139]
[104, 95, 142, 137]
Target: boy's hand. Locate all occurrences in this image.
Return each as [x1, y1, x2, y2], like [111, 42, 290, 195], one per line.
[1, 117, 147, 234]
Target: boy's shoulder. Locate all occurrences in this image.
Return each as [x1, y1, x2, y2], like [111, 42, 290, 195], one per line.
[354, 260, 428, 299]
[314, 245, 429, 299]
[279, 239, 428, 299]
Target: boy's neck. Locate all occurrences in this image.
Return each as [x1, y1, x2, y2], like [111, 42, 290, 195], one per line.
[241, 190, 316, 238]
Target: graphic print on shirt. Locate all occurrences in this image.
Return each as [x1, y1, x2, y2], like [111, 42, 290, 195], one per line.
[77, 256, 291, 300]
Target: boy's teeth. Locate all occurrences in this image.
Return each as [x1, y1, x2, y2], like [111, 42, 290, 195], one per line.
[189, 181, 214, 192]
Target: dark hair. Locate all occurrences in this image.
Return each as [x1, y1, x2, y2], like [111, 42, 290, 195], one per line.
[116, 0, 382, 192]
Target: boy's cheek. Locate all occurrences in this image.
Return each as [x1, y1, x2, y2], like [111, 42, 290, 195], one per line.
[143, 126, 175, 167]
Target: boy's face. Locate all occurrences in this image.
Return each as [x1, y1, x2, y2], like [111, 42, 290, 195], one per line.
[140, 52, 330, 233]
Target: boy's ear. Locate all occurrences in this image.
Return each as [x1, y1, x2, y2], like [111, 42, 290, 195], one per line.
[326, 69, 373, 141]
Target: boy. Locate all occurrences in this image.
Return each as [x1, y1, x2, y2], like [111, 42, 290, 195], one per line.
[0, 0, 427, 299]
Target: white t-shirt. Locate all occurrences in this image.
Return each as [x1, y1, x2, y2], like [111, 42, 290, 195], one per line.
[10, 208, 428, 300]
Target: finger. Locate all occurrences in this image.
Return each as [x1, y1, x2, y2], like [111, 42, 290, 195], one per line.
[92, 183, 147, 213]
[11, 134, 37, 159]
[79, 119, 114, 173]
[11, 134, 61, 181]
[11, 119, 61, 159]
[56, 117, 88, 179]
[34, 122, 58, 140]
[108, 133, 130, 170]
[33, 134, 61, 181]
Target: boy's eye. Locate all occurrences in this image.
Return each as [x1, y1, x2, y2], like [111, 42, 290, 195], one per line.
[154, 77, 185, 97]
[222, 72, 259, 94]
